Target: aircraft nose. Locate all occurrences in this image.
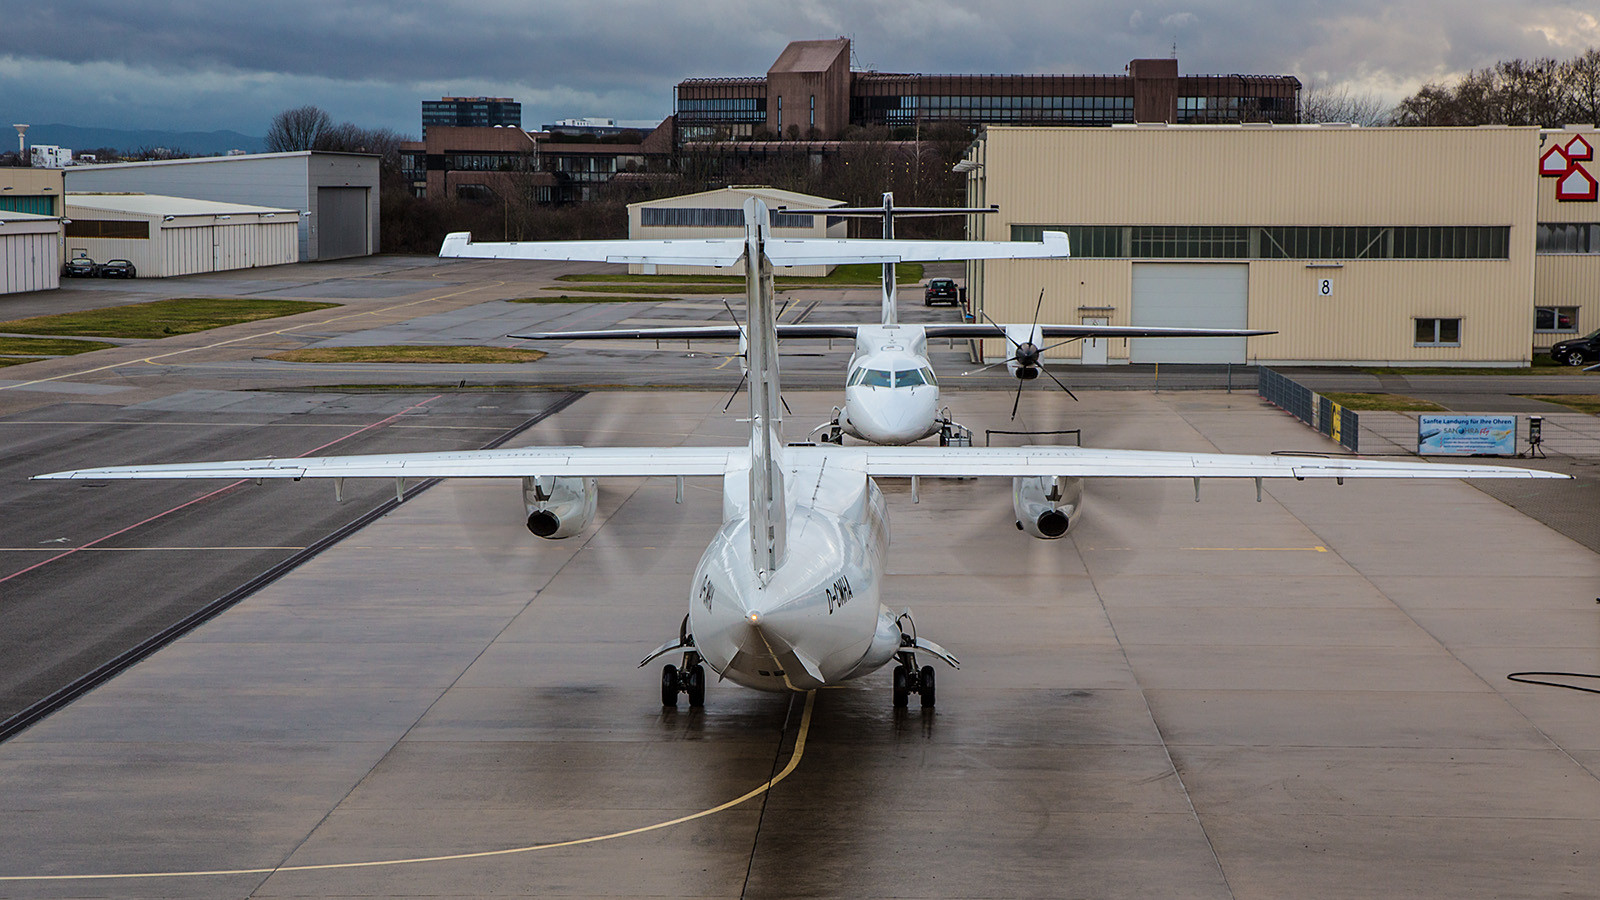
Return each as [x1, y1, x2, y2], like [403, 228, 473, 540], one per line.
[849, 390, 936, 444]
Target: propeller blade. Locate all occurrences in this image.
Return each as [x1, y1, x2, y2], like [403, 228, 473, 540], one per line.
[720, 298, 749, 342]
[975, 308, 1020, 349]
[1010, 377, 1025, 420]
[959, 356, 1021, 377]
[1031, 287, 1046, 329]
[722, 370, 748, 412]
[1036, 336, 1084, 355]
[1039, 364, 1079, 401]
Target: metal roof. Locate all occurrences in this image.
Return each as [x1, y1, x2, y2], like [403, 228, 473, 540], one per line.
[61, 150, 378, 172]
[65, 193, 300, 218]
[0, 209, 60, 222]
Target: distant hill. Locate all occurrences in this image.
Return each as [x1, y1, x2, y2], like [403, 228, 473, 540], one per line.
[18, 124, 266, 157]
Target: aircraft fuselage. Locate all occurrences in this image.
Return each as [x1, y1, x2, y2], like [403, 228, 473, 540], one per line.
[689, 460, 900, 692]
[839, 325, 942, 445]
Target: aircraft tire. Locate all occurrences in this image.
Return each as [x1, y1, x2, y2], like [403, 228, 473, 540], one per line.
[661, 663, 679, 706]
[892, 665, 909, 708]
[687, 664, 706, 707]
[919, 666, 936, 708]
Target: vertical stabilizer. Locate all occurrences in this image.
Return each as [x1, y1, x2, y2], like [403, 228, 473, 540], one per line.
[744, 198, 787, 582]
[879, 192, 897, 326]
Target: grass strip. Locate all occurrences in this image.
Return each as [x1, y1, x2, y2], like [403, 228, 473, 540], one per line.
[0, 298, 339, 339]
[1320, 391, 1449, 412]
[564, 284, 743, 295]
[0, 336, 119, 356]
[1519, 394, 1600, 415]
[266, 345, 546, 364]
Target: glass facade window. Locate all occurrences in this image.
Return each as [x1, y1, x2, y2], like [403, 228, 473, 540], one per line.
[1415, 318, 1461, 346]
[1013, 225, 1512, 260]
[1536, 306, 1579, 333]
[1536, 222, 1599, 254]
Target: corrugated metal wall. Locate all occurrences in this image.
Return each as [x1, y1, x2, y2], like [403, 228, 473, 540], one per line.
[1, 231, 60, 294]
[970, 126, 1542, 365]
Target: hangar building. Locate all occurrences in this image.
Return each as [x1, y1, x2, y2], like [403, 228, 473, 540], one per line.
[962, 124, 1600, 366]
[628, 186, 847, 276]
[0, 210, 62, 295]
[64, 194, 299, 278]
[63, 151, 378, 262]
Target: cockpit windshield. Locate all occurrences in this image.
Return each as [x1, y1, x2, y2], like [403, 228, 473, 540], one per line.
[860, 369, 894, 388]
[894, 368, 926, 388]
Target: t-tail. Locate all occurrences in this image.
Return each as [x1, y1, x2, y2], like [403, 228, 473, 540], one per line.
[743, 197, 786, 583]
[879, 193, 897, 326]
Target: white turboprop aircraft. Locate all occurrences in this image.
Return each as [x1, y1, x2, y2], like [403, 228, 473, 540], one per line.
[35, 199, 1567, 710]
[509, 192, 1273, 446]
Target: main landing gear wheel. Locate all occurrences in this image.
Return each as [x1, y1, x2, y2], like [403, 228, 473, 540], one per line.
[687, 664, 706, 707]
[662, 663, 679, 706]
[919, 665, 936, 708]
[892, 665, 910, 708]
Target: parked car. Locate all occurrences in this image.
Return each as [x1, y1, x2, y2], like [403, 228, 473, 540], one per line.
[99, 259, 137, 279]
[1549, 328, 1600, 366]
[62, 257, 99, 278]
[924, 278, 961, 306]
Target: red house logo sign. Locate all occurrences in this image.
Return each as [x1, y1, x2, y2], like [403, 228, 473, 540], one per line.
[1540, 134, 1598, 201]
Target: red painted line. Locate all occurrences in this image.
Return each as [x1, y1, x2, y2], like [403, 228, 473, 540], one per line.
[0, 395, 446, 586]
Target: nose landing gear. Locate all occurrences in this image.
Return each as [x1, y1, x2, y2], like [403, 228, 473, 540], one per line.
[891, 612, 958, 709]
[662, 652, 707, 707]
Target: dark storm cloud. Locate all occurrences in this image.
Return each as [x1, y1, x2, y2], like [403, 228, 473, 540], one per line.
[1, 0, 1594, 136]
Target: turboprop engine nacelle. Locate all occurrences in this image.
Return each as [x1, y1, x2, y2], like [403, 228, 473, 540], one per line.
[1013, 474, 1083, 539]
[522, 475, 598, 539]
[1003, 323, 1043, 380]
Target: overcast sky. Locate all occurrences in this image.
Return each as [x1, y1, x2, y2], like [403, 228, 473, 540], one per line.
[2, 0, 1596, 138]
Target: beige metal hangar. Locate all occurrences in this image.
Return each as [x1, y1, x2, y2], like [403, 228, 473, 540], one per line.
[1534, 128, 1600, 357]
[960, 124, 1600, 367]
[628, 186, 847, 276]
[64, 194, 299, 278]
[0, 210, 62, 295]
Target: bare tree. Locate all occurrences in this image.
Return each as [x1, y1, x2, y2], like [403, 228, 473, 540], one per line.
[1564, 48, 1600, 125]
[265, 105, 333, 152]
[1300, 78, 1391, 125]
[1393, 49, 1597, 126]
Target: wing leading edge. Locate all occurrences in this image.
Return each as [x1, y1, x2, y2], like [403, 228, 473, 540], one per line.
[33, 444, 1565, 483]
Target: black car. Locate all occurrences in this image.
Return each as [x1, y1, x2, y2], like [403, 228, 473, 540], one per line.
[62, 257, 99, 278]
[924, 278, 961, 306]
[99, 259, 137, 279]
[1549, 328, 1600, 366]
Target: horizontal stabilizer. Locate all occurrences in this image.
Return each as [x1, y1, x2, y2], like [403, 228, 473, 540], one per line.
[762, 232, 1069, 266]
[440, 232, 746, 268]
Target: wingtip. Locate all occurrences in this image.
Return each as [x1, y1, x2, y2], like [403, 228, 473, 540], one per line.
[439, 232, 472, 258]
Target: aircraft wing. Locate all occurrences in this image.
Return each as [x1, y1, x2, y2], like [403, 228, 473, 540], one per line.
[798, 445, 1567, 481]
[509, 324, 862, 341]
[763, 232, 1068, 266]
[36, 444, 1565, 484]
[920, 324, 1276, 339]
[440, 233, 746, 268]
[32, 447, 738, 481]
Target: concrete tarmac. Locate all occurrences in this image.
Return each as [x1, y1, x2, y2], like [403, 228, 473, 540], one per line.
[1, 389, 1597, 899]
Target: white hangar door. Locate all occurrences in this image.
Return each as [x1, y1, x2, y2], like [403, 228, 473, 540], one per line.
[316, 187, 369, 260]
[1130, 263, 1249, 364]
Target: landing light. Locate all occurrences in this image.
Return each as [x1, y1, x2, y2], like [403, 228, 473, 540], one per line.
[746, 612, 761, 624]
